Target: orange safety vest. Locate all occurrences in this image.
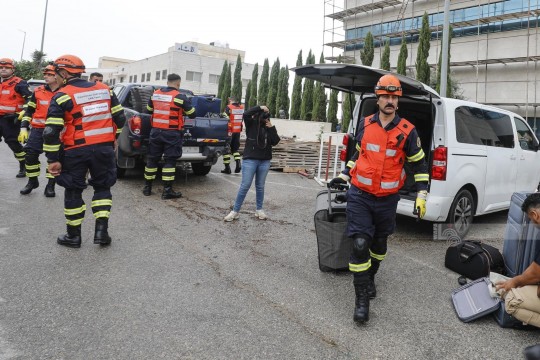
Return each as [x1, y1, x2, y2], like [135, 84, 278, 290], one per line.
[60, 82, 115, 149]
[31, 85, 55, 128]
[227, 104, 244, 133]
[350, 114, 413, 197]
[150, 88, 184, 130]
[0, 76, 25, 116]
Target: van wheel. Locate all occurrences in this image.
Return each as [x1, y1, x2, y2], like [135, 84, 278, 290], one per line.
[446, 189, 474, 239]
[191, 162, 212, 176]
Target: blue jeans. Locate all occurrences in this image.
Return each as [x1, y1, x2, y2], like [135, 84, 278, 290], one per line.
[232, 159, 271, 212]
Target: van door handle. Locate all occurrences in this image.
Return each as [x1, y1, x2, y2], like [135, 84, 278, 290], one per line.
[521, 156, 526, 160]
[510, 155, 517, 160]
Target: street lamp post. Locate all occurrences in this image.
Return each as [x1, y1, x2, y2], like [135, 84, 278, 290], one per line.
[18, 29, 26, 61]
[40, 0, 49, 53]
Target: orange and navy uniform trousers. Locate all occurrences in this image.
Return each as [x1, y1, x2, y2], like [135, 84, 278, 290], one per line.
[43, 78, 125, 228]
[223, 103, 244, 165]
[20, 84, 57, 180]
[144, 87, 195, 183]
[0, 75, 31, 165]
[341, 113, 429, 285]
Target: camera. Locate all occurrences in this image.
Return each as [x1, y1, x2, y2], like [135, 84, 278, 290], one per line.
[260, 112, 270, 121]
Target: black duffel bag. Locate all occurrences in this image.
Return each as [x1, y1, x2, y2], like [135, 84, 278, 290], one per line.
[445, 240, 505, 280]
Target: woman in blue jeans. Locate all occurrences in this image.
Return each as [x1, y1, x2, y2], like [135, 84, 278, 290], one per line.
[224, 105, 280, 221]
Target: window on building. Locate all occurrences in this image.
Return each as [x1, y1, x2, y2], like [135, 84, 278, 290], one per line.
[156, 71, 160, 81]
[141, 73, 145, 82]
[147, 72, 151, 82]
[129, 75, 133, 83]
[186, 71, 202, 82]
[209, 74, 220, 84]
[120, 77, 124, 83]
[162, 70, 167, 79]
[133, 75, 137, 83]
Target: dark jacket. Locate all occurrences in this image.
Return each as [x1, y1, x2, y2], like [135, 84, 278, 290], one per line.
[242, 106, 280, 160]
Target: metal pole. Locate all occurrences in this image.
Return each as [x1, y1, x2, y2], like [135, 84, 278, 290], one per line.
[40, 0, 49, 53]
[440, 0, 450, 97]
[18, 30, 26, 61]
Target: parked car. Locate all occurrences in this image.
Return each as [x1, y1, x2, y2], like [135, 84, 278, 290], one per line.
[111, 83, 229, 177]
[292, 64, 540, 238]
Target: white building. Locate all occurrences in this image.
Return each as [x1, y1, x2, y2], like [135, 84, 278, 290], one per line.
[324, 0, 540, 132]
[98, 41, 256, 98]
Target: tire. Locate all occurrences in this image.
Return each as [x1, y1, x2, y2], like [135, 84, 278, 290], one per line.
[446, 189, 475, 240]
[191, 162, 212, 176]
[116, 167, 127, 179]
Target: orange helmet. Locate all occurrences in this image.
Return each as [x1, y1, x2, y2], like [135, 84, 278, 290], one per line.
[0, 58, 15, 69]
[42, 64, 56, 76]
[374, 74, 402, 97]
[52, 54, 85, 74]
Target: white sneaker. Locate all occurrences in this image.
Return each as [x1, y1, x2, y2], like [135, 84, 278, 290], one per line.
[224, 211, 239, 222]
[254, 210, 268, 220]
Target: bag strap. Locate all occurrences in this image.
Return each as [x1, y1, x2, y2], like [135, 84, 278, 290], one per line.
[456, 241, 484, 263]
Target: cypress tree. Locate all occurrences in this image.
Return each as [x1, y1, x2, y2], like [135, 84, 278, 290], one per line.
[300, 51, 315, 120]
[217, 60, 228, 101]
[276, 66, 290, 119]
[436, 26, 454, 97]
[381, 40, 391, 71]
[244, 80, 251, 109]
[258, 58, 270, 106]
[327, 88, 338, 131]
[397, 36, 408, 76]
[341, 92, 356, 133]
[249, 63, 258, 108]
[416, 12, 431, 84]
[361, 32, 374, 66]
[290, 50, 303, 120]
[312, 52, 327, 121]
[221, 63, 232, 112]
[266, 58, 280, 117]
[231, 54, 243, 103]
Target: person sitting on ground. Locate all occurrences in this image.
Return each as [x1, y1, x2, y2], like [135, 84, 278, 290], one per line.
[496, 192, 540, 328]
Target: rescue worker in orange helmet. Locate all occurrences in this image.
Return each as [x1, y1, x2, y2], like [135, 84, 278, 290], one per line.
[43, 55, 126, 248]
[142, 73, 196, 199]
[19, 65, 60, 197]
[0, 58, 32, 177]
[221, 97, 244, 174]
[329, 74, 429, 325]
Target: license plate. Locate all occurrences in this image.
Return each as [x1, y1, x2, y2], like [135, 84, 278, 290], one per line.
[183, 146, 199, 153]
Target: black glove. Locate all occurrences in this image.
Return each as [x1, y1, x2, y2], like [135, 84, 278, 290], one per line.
[328, 176, 347, 189]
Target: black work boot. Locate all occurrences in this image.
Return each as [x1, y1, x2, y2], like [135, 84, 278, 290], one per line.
[353, 284, 370, 324]
[221, 164, 231, 174]
[162, 181, 182, 199]
[366, 261, 380, 299]
[142, 180, 153, 196]
[57, 225, 82, 248]
[44, 178, 56, 198]
[20, 177, 39, 195]
[94, 218, 112, 246]
[234, 159, 241, 173]
[16, 161, 25, 178]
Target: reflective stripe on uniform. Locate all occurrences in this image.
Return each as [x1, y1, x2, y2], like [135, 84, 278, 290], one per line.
[366, 143, 380, 152]
[347, 160, 355, 169]
[356, 174, 372, 186]
[91, 199, 112, 207]
[407, 149, 425, 162]
[0, 105, 16, 111]
[64, 205, 87, 216]
[349, 259, 371, 272]
[84, 127, 114, 137]
[46, 117, 65, 126]
[386, 149, 396, 157]
[56, 95, 71, 105]
[369, 250, 386, 261]
[82, 113, 112, 123]
[153, 110, 169, 115]
[414, 173, 430, 182]
[43, 144, 61, 152]
[93, 211, 110, 219]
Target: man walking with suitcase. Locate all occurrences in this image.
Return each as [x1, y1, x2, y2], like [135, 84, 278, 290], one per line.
[329, 74, 429, 325]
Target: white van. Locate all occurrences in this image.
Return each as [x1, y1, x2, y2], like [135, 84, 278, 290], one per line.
[293, 64, 540, 238]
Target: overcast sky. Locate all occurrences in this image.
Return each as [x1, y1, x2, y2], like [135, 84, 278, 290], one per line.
[3, 0, 330, 70]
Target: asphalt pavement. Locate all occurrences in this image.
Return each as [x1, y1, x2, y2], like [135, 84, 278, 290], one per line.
[0, 145, 538, 359]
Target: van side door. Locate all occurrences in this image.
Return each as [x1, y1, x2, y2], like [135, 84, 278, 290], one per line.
[513, 117, 540, 192]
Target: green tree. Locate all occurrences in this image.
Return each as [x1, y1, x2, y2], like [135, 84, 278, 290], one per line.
[276, 66, 290, 119]
[361, 32, 374, 66]
[221, 63, 232, 112]
[231, 54, 243, 103]
[381, 40, 391, 71]
[416, 12, 431, 84]
[249, 63, 258, 108]
[258, 58, 270, 106]
[341, 92, 357, 132]
[436, 26, 454, 97]
[290, 50, 303, 119]
[397, 36, 408, 76]
[218, 60, 228, 101]
[15, 50, 48, 79]
[300, 50, 315, 120]
[266, 58, 280, 116]
[244, 80, 252, 109]
[312, 52, 327, 121]
[327, 88, 339, 131]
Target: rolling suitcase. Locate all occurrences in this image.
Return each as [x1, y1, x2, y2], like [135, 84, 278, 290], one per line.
[451, 277, 500, 322]
[190, 96, 222, 118]
[314, 185, 350, 272]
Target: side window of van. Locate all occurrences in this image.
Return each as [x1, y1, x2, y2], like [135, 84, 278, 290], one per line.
[455, 106, 513, 148]
[514, 117, 536, 151]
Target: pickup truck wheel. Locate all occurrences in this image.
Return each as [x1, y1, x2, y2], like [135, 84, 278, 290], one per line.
[446, 189, 474, 240]
[191, 163, 212, 176]
[117, 167, 127, 179]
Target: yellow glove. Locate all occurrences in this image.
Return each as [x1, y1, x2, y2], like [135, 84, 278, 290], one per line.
[414, 190, 428, 219]
[18, 128, 29, 144]
[18, 110, 25, 121]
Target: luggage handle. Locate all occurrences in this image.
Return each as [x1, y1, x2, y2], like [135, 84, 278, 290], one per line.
[456, 241, 484, 263]
[326, 183, 349, 216]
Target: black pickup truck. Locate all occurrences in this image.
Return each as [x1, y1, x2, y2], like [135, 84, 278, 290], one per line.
[111, 83, 229, 176]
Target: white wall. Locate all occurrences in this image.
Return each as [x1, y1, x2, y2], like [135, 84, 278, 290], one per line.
[270, 119, 333, 142]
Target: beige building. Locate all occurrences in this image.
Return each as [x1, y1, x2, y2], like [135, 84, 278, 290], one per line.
[324, 0, 540, 132]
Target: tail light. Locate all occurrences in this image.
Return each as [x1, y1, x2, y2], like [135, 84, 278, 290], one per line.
[431, 146, 447, 181]
[129, 115, 142, 135]
[339, 134, 349, 162]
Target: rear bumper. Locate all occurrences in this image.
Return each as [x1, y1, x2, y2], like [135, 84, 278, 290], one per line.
[397, 194, 454, 222]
